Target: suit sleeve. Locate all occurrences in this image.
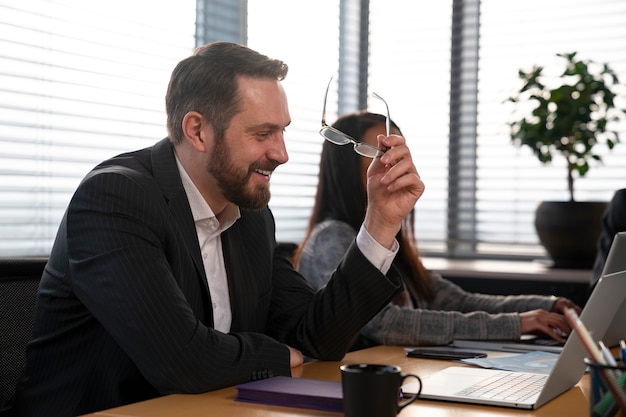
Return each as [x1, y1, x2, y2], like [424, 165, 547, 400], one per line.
[267, 232, 402, 360]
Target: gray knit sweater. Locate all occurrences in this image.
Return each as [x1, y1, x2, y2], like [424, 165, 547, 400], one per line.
[298, 219, 556, 346]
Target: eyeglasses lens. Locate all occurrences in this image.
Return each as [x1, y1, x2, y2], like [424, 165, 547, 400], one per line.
[320, 126, 351, 145]
[354, 143, 383, 158]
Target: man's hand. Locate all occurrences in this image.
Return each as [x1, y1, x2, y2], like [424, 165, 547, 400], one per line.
[364, 134, 425, 249]
[519, 309, 572, 343]
[287, 345, 303, 368]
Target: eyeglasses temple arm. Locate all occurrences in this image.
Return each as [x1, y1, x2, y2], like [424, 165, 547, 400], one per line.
[372, 92, 390, 136]
[321, 77, 333, 127]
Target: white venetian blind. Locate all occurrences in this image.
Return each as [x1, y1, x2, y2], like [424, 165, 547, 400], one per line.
[0, 0, 196, 255]
[5, 0, 623, 260]
[368, 0, 453, 254]
[248, 0, 342, 243]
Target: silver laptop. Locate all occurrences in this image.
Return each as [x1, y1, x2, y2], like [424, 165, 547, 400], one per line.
[601, 231, 626, 277]
[402, 233, 626, 409]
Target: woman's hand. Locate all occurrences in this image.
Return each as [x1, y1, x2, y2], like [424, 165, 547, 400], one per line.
[519, 309, 572, 343]
[550, 297, 582, 315]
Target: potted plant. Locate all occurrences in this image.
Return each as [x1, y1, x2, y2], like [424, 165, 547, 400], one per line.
[507, 52, 626, 268]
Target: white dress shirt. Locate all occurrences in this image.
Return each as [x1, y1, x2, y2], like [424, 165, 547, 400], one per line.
[176, 156, 239, 333]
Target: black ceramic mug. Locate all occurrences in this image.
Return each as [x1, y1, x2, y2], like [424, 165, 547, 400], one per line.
[340, 363, 422, 417]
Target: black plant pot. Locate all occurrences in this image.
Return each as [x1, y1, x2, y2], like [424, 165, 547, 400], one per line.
[535, 201, 608, 269]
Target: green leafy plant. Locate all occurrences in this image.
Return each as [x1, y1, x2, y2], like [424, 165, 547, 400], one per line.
[507, 52, 626, 201]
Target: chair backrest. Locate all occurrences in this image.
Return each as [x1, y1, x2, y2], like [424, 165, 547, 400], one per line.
[0, 257, 46, 412]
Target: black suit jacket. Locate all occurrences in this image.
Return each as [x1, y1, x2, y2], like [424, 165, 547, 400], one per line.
[13, 138, 401, 417]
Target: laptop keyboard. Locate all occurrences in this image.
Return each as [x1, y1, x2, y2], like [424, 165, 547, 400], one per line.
[455, 371, 548, 402]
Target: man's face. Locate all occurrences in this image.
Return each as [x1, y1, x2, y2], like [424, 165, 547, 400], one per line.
[207, 77, 290, 210]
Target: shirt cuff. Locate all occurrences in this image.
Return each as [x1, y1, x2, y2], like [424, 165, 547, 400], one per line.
[356, 225, 399, 274]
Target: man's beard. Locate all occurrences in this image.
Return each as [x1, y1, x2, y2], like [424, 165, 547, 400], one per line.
[206, 139, 276, 210]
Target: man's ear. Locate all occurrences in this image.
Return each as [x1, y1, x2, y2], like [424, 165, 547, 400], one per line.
[182, 111, 211, 152]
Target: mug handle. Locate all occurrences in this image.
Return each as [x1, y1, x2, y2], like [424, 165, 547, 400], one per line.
[398, 373, 422, 411]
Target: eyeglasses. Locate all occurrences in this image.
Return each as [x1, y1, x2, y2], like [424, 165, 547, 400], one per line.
[319, 78, 389, 158]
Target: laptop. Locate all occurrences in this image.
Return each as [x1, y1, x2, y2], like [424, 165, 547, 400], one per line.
[600, 231, 626, 277]
[402, 233, 626, 409]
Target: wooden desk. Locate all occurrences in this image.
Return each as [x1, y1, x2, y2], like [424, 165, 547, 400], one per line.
[85, 346, 591, 417]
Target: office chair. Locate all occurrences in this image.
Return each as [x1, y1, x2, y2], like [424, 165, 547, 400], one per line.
[0, 257, 46, 415]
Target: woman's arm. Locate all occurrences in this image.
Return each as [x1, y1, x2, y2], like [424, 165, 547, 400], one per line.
[298, 220, 356, 291]
[360, 303, 522, 346]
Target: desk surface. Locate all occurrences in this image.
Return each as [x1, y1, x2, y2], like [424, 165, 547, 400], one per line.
[85, 346, 591, 417]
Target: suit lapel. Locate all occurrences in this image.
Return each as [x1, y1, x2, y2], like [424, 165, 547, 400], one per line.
[150, 138, 214, 325]
[221, 209, 275, 332]
[221, 221, 254, 332]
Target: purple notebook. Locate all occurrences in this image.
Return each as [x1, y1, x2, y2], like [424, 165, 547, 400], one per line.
[234, 376, 343, 412]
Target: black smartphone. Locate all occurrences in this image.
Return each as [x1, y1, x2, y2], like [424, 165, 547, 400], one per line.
[406, 347, 487, 360]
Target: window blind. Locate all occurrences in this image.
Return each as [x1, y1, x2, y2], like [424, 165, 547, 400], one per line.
[0, 0, 196, 255]
[196, 0, 246, 45]
[368, 0, 453, 253]
[3, 0, 625, 259]
[248, 0, 342, 244]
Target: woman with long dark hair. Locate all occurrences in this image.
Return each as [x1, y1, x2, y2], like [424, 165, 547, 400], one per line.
[293, 111, 581, 347]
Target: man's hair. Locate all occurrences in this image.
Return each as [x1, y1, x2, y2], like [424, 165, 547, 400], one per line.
[165, 41, 289, 144]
